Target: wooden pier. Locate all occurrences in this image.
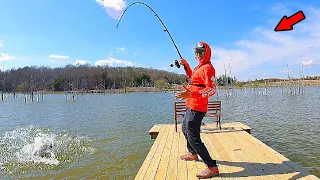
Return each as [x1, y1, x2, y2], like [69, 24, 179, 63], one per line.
[135, 122, 319, 180]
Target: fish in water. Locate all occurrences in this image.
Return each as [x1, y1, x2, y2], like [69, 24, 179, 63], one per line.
[34, 143, 53, 158]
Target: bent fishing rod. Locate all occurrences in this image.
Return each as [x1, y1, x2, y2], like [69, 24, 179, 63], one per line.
[116, 1, 183, 69]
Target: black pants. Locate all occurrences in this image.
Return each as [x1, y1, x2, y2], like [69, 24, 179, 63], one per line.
[182, 107, 217, 167]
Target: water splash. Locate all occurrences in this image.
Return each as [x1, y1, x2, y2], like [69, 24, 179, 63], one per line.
[16, 133, 59, 165]
[0, 125, 96, 169]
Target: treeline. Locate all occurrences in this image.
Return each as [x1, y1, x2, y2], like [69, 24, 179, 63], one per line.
[4, 63, 315, 93]
[300, 76, 320, 80]
[216, 75, 237, 86]
[247, 76, 320, 84]
[0, 64, 187, 92]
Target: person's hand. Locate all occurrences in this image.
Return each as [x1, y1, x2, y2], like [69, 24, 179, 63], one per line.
[174, 84, 191, 100]
[179, 58, 188, 66]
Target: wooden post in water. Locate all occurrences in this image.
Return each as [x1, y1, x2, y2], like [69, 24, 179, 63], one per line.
[301, 65, 305, 95]
[264, 79, 267, 95]
[1, 78, 4, 101]
[224, 64, 227, 97]
[229, 62, 233, 96]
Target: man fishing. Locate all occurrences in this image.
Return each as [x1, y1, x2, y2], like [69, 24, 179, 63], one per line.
[175, 42, 219, 179]
[116, 3, 219, 178]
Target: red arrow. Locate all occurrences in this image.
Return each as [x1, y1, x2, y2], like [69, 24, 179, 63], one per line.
[274, 10, 306, 31]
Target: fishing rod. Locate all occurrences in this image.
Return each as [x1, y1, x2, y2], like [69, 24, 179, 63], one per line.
[116, 1, 182, 68]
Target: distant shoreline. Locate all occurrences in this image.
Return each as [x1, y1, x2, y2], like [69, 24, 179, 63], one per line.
[2, 80, 319, 95]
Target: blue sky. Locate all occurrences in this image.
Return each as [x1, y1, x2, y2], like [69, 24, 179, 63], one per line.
[0, 0, 319, 81]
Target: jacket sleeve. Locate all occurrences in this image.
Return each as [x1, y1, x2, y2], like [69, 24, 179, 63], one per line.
[183, 62, 193, 79]
[189, 67, 216, 98]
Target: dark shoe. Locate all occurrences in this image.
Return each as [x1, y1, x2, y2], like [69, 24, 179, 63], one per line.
[196, 166, 219, 179]
[180, 152, 198, 161]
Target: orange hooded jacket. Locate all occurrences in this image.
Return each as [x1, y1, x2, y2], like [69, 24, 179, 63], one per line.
[183, 42, 216, 112]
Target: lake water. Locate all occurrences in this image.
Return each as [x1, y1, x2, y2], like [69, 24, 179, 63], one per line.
[0, 86, 319, 179]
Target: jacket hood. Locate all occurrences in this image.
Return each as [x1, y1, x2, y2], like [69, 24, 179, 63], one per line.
[195, 41, 211, 70]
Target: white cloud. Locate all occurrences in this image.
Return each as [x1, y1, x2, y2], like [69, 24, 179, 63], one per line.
[211, 5, 320, 80]
[95, 0, 126, 19]
[134, 53, 138, 55]
[49, 54, 69, 59]
[0, 53, 15, 61]
[0, 40, 3, 47]
[95, 57, 134, 67]
[95, 0, 126, 11]
[301, 60, 320, 66]
[75, 60, 88, 65]
[116, 47, 125, 52]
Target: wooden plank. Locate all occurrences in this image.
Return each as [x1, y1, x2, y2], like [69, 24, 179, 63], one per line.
[140, 123, 319, 180]
[184, 129, 199, 180]
[148, 124, 160, 134]
[219, 122, 250, 129]
[231, 122, 251, 131]
[186, 155, 198, 180]
[233, 131, 319, 180]
[200, 122, 250, 132]
[154, 124, 175, 180]
[176, 114, 184, 119]
[213, 132, 259, 179]
[226, 132, 274, 180]
[177, 131, 188, 179]
[134, 124, 167, 180]
[176, 109, 187, 112]
[217, 131, 277, 180]
[218, 122, 252, 133]
[149, 125, 159, 138]
[144, 124, 172, 180]
[217, 132, 280, 180]
[165, 128, 180, 180]
[148, 124, 162, 136]
[202, 133, 234, 180]
[201, 125, 243, 134]
[153, 124, 162, 132]
[226, 131, 301, 180]
[213, 132, 258, 180]
[206, 133, 247, 180]
[200, 134, 223, 180]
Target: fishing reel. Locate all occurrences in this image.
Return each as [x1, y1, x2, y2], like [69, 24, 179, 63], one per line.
[170, 59, 181, 68]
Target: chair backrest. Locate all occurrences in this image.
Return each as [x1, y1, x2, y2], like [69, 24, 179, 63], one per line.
[206, 100, 221, 116]
[174, 100, 221, 120]
[174, 101, 187, 120]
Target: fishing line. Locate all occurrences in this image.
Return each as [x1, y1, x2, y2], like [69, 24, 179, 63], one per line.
[116, 1, 182, 68]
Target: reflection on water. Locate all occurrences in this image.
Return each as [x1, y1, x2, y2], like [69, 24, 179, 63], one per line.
[0, 86, 319, 179]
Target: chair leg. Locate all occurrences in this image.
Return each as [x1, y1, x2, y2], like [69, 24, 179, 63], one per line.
[218, 116, 221, 130]
[175, 119, 177, 132]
